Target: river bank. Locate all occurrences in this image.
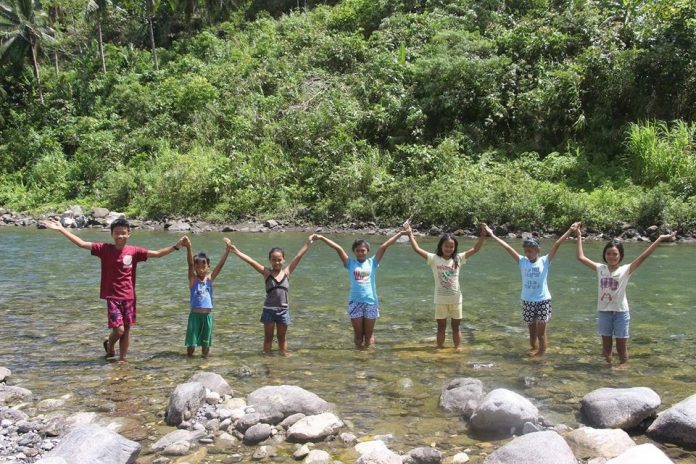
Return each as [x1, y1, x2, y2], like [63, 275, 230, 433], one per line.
[2, 206, 694, 242]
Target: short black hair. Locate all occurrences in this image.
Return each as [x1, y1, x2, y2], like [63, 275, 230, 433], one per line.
[352, 239, 370, 252]
[110, 218, 130, 232]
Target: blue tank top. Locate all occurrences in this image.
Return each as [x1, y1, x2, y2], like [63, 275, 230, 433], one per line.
[190, 278, 213, 310]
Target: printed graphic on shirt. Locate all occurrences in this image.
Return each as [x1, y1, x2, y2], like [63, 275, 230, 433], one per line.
[122, 255, 133, 268]
[524, 267, 541, 289]
[353, 267, 371, 284]
[437, 263, 458, 295]
[600, 276, 619, 302]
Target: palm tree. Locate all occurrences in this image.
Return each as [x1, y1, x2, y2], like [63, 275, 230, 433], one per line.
[0, 0, 54, 104]
[86, 0, 110, 72]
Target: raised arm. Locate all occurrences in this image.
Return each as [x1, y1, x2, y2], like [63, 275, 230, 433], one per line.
[547, 221, 581, 261]
[463, 223, 487, 259]
[210, 238, 232, 281]
[312, 234, 349, 266]
[628, 230, 676, 274]
[484, 224, 520, 262]
[182, 236, 195, 284]
[147, 236, 186, 258]
[404, 223, 428, 260]
[228, 243, 268, 276]
[286, 236, 314, 275]
[41, 219, 93, 250]
[375, 229, 406, 263]
[575, 223, 598, 270]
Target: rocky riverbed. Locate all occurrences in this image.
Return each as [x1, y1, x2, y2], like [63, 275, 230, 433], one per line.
[1, 364, 695, 464]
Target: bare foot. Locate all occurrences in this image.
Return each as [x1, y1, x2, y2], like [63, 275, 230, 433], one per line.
[280, 350, 292, 357]
[103, 340, 115, 358]
[532, 350, 545, 359]
[612, 363, 629, 371]
[603, 354, 613, 364]
[118, 358, 128, 364]
[454, 345, 463, 353]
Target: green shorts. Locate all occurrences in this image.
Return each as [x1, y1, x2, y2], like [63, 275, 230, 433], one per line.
[185, 312, 214, 347]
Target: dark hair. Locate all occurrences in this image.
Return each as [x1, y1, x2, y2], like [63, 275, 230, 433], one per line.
[110, 218, 130, 232]
[193, 252, 210, 266]
[352, 239, 371, 252]
[522, 236, 540, 248]
[268, 247, 285, 259]
[602, 239, 625, 263]
[436, 233, 460, 269]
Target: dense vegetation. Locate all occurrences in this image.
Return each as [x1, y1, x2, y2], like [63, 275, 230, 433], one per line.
[2, 0, 696, 232]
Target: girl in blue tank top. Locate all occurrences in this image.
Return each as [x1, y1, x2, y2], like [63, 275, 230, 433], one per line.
[182, 237, 232, 357]
[228, 236, 314, 356]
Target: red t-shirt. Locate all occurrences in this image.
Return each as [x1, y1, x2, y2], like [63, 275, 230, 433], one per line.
[91, 243, 149, 300]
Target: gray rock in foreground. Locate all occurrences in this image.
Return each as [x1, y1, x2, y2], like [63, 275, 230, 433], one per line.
[646, 393, 696, 448]
[581, 387, 661, 429]
[286, 412, 343, 443]
[188, 371, 232, 396]
[469, 388, 539, 436]
[0, 384, 33, 405]
[165, 382, 206, 426]
[439, 378, 484, 418]
[44, 424, 140, 464]
[563, 426, 635, 458]
[483, 430, 576, 464]
[246, 385, 332, 424]
[605, 443, 674, 463]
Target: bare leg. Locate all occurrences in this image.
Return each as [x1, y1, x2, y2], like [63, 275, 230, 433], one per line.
[616, 337, 629, 367]
[201, 347, 209, 357]
[263, 323, 275, 354]
[436, 319, 447, 348]
[351, 317, 365, 349]
[363, 318, 376, 348]
[118, 325, 130, 362]
[277, 323, 289, 356]
[187, 346, 195, 357]
[601, 335, 613, 363]
[533, 321, 547, 357]
[527, 323, 538, 355]
[451, 319, 462, 351]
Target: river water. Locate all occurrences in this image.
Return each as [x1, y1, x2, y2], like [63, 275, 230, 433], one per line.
[1, 228, 695, 462]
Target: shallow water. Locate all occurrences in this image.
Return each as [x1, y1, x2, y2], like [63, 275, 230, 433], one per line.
[1, 228, 695, 462]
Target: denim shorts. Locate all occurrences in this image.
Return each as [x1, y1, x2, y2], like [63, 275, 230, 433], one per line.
[347, 302, 379, 320]
[260, 307, 290, 325]
[597, 311, 630, 338]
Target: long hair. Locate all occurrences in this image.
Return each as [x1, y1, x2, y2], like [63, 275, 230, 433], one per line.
[436, 233, 460, 269]
[602, 239, 624, 263]
[268, 247, 285, 259]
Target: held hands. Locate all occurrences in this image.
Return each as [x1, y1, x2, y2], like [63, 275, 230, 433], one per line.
[181, 236, 191, 249]
[657, 230, 677, 242]
[40, 219, 64, 230]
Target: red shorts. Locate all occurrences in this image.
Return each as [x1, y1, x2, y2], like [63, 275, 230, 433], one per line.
[106, 299, 136, 328]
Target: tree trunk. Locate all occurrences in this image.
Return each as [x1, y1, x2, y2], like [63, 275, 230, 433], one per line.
[148, 15, 159, 71]
[98, 20, 106, 72]
[30, 43, 44, 104]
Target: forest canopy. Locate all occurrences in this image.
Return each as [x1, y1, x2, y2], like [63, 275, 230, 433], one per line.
[1, 0, 696, 232]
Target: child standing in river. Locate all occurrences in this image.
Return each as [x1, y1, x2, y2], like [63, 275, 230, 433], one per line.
[485, 223, 579, 358]
[181, 236, 232, 357]
[574, 223, 676, 368]
[227, 236, 314, 356]
[404, 223, 486, 351]
[312, 229, 406, 350]
[41, 218, 186, 363]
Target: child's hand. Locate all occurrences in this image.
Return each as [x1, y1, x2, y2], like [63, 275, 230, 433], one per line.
[659, 230, 677, 241]
[223, 237, 232, 248]
[40, 219, 63, 230]
[181, 236, 191, 248]
[479, 223, 488, 236]
[176, 236, 187, 248]
[570, 221, 582, 232]
[402, 221, 412, 234]
[483, 224, 494, 236]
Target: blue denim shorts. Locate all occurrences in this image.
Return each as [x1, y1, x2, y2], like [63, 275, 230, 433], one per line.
[347, 302, 379, 320]
[597, 311, 630, 338]
[261, 307, 290, 325]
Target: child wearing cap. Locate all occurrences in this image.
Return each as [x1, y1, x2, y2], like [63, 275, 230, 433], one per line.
[485, 223, 580, 357]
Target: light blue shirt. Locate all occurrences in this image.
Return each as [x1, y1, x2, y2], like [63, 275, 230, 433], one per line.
[346, 257, 378, 305]
[519, 255, 551, 302]
[190, 278, 213, 309]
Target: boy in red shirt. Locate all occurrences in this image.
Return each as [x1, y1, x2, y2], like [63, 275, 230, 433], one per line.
[42, 218, 186, 362]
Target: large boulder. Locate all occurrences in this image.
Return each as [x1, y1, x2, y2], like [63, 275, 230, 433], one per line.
[605, 443, 674, 464]
[44, 424, 140, 464]
[439, 378, 484, 418]
[483, 431, 576, 464]
[246, 385, 332, 424]
[563, 426, 635, 458]
[188, 372, 232, 397]
[581, 387, 660, 429]
[286, 412, 343, 443]
[165, 382, 206, 426]
[646, 393, 696, 448]
[0, 384, 33, 405]
[469, 389, 539, 436]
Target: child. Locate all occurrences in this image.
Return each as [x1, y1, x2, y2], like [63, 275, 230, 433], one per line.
[404, 223, 486, 351]
[182, 236, 232, 357]
[574, 223, 676, 368]
[485, 223, 579, 357]
[312, 229, 406, 350]
[41, 218, 186, 363]
[227, 237, 313, 356]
